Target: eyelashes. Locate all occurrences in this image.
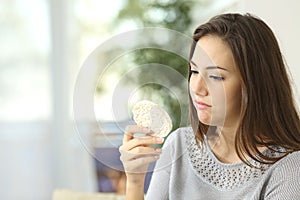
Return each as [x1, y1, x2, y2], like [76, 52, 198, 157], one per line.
[190, 70, 199, 74]
[190, 70, 225, 81]
[208, 75, 225, 81]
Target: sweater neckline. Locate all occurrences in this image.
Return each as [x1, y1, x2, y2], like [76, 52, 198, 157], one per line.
[204, 138, 246, 167]
[184, 128, 270, 190]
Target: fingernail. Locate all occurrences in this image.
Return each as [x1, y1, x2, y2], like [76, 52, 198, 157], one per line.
[143, 127, 150, 132]
[156, 137, 164, 142]
[156, 148, 162, 153]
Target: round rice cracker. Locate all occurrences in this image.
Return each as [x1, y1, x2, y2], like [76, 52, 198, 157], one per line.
[132, 100, 172, 137]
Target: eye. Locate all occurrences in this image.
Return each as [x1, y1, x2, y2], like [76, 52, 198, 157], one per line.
[190, 69, 199, 74]
[208, 75, 224, 81]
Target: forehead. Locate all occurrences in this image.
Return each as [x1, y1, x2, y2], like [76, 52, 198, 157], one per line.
[191, 35, 236, 70]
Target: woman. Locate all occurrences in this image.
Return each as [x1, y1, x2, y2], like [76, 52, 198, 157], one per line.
[119, 13, 300, 199]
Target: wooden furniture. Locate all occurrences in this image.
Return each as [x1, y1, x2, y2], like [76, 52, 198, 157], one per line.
[52, 189, 125, 200]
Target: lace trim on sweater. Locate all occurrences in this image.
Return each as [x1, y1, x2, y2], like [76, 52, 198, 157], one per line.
[184, 128, 281, 190]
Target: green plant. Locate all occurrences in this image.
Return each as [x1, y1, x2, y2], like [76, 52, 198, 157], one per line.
[113, 0, 200, 130]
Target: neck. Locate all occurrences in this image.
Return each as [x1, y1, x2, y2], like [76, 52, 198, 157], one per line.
[218, 126, 236, 148]
[210, 126, 241, 164]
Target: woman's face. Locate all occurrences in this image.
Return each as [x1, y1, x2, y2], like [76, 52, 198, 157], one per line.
[189, 35, 242, 128]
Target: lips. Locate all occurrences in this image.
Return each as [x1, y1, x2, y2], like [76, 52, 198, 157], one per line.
[194, 100, 211, 110]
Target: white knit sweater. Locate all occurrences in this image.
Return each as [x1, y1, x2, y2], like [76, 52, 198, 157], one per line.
[146, 127, 300, 200]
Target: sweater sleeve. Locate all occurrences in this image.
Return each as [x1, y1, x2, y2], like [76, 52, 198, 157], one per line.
[264, 152, 300, 200]
[145, 131, 177, 200]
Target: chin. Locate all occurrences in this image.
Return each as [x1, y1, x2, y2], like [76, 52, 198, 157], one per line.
[198, 114, 212, 125]
[198, 115, 225, 127]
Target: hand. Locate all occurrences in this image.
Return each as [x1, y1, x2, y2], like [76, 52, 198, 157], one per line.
[119, 125, 164, 185]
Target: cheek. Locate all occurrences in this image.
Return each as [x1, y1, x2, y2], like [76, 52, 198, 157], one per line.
[210, 84, 240, 114]
[188, 81, 192, 94]
[188, 78, 196, 97]
[224, 86, 242, 113]
[210, 86, 226, 107]
[189, 76, 195, 90]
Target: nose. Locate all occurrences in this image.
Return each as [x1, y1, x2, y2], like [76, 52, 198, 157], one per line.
[190, 74, 209, 97]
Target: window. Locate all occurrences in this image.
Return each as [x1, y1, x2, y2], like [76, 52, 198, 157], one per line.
[0, 0, 50, 121]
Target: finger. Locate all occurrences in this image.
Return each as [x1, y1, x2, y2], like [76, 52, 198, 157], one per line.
[123, 125, 151, 143]
[125, 125, 151, 135]
[122, 136, 164, 151]
[119, 137, 158, 153]
[130, 146, 162, 155]
[123, 155, 160, 174]
[120, 146, 161, 161]
[120, 150, 158, 162]
[123, 132, 134, 144]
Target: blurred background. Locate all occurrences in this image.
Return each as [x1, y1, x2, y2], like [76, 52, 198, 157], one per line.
[0, 0, 299, 199]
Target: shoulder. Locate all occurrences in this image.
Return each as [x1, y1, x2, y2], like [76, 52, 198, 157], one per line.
[161, 126, 194, 155]
[164, 127, 194, 145]
[263, 151, 300, 199]
[166, 126, 193, 139]
[151, 127, 194, 172]
[271, 150, 300, 178]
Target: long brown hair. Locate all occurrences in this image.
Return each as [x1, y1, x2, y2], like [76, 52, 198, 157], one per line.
[188, 13, 300, 165]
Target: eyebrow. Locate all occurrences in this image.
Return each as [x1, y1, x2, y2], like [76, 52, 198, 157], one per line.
[190, 60, 228, 71]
